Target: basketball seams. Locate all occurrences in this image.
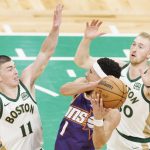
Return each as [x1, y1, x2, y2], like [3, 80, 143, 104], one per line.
[107, 78, 124, 93]
[100, 77, 127, 98]
[95, 76, 127, 108]
[104, 98, 123, 108]
[96, 87, 124, 98]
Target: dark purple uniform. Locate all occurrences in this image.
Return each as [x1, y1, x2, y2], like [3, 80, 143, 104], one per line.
[55, 93, 95, 150]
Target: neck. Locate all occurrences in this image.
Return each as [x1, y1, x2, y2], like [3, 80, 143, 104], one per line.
[129, 61, 149, 78]
[0, 84, 18, 99]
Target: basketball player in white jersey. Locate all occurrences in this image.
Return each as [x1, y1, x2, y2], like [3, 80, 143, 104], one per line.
[0, 4, 63, 150]
[74, 20, 150, 150]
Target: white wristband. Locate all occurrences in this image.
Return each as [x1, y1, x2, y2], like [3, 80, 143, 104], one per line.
[93, 119, 104, 127]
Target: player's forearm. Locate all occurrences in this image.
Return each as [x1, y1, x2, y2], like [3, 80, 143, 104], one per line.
[74, 38, 92, 68]
[41, 28, 59, 55]
[93, 126, 106, 149]
[60, 82, 97, 96]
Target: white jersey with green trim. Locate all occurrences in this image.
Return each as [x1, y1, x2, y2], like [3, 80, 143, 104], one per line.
[0, 81, 43, 150]
[107, 64, 150, 150]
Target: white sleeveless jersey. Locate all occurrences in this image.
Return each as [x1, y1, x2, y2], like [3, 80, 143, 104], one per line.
[0, 81, 43, 150]
[107, 64, 150, 150]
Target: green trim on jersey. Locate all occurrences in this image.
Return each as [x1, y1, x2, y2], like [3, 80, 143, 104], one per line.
[127, 69, 141, 82]
[141, 84, 150, 111]
[121, 63, 129, 70]
[19, 80, 37, 104]
[0, 85, 20, 102]
[0, 98, 3, 119]
[117, 129, 150, 143]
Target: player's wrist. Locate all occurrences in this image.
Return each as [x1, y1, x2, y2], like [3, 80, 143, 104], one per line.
[83, 36, 92, 41]
[93, 118, 104, 127]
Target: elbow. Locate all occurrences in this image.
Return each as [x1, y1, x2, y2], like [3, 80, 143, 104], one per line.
[74, 57, 86, 69]
[60, 86, 73, 96]
[60, 87, 68, 96]
[74, 57, 82, 67]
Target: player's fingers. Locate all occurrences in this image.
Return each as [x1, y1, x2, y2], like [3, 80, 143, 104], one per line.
[93, 20, 99, 26]
[91, 91, 97, 104]
[91, 20, 96, 26]
[97, 21, 103, 27]
[100, 98, 103, 109]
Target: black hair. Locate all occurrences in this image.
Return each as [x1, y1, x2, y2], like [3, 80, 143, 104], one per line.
[97, 57, 121, 78]
[0, 55, 11, 67]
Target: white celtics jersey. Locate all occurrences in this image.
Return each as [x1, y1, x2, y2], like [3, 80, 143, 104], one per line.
[117, 64, 150, 146]
[0, 81, 43, 150]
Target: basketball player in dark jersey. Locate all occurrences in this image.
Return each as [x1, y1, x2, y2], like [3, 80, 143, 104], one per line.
[55, 58, 121, 150]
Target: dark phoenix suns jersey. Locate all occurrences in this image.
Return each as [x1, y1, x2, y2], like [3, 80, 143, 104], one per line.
[55, 93, 95, 150]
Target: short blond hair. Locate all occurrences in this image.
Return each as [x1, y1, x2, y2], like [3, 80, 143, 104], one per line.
[138, 32, 150, 41]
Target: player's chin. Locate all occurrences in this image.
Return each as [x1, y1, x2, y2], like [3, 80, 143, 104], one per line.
[130, 58, 137, 64]
[130, 60, 138, 65]
[13, 79, 19, 86]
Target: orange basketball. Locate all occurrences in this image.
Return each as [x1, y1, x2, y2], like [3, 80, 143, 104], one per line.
[94, 76, 128, 109]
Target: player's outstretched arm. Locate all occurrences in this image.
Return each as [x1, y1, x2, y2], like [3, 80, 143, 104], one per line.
[60, 78, 99, 96]
[74, 20, 104, 69]
[91, 92, 121, 149]
[21, 4, 63, 89]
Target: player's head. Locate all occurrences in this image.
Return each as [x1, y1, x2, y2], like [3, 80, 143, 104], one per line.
[130, 32, 150, 65]
[0, 55, 19, 87]
[86, 57, 121, 82]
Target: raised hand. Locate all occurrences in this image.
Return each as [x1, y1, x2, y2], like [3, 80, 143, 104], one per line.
[84, 20, 105, 40]
[52, 4, 63, 30]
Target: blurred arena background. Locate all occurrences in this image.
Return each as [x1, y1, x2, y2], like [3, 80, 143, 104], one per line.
[0, 1, 150, 150]
[0, 0, 150, 33]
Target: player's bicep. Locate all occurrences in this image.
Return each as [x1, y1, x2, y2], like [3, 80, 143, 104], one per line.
[60, 77, 87, 96]
[21, 52, 49, 85]
[31, 52, 49, 80]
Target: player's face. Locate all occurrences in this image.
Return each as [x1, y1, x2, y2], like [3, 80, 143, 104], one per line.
[85, 67, 101, 82]
[0, 61, 19, 87]
[130, 36, 150, 65]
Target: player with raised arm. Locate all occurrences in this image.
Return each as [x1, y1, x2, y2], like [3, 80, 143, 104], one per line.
[0, 4, 63, 150]
[74, 19, 150, 150]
